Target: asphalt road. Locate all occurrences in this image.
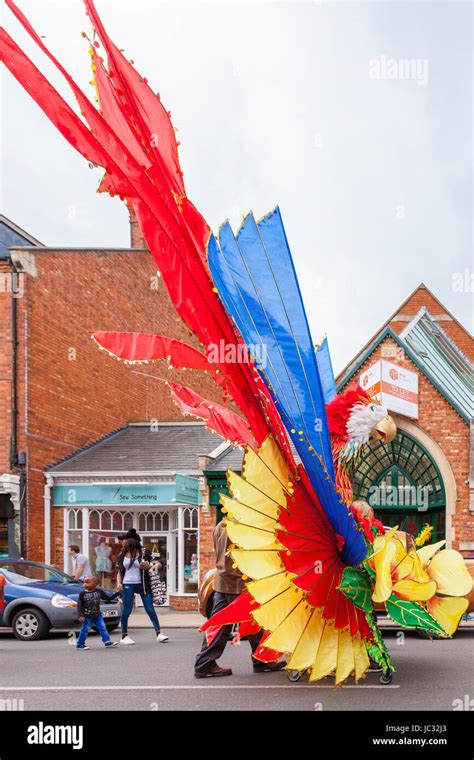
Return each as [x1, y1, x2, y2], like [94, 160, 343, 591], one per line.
[0, 627, 472, 711]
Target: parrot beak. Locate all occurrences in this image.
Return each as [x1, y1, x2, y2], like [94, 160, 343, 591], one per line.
[370, 414, 397, 444]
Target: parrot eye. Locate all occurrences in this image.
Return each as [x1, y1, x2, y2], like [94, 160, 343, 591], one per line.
[369, 404, 377, 412]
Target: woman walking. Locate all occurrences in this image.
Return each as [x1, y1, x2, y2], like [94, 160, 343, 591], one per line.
[116, 536, 169, 645]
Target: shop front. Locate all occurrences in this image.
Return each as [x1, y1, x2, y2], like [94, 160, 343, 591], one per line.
[51, 483, 199, 606]
[43, 421, 228, 610]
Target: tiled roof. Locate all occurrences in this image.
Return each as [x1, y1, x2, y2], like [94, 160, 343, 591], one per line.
[47, 422, 230, 475]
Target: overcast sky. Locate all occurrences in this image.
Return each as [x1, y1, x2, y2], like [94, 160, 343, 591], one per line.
[2, 0, 472, 373]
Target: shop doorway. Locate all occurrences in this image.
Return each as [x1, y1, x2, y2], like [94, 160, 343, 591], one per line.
[142, 534, 169, 606]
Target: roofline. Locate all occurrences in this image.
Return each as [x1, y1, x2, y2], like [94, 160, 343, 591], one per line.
[128, 420, 206, 427]
[7, 246, 149, 253]
[336, 326, 471, 424]
[46, 470, 201, 478]
[0, 214, 44, 247]
[336, 283, 473, 380]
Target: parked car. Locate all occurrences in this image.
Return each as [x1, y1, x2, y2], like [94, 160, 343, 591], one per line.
[0, 559, 120, 641]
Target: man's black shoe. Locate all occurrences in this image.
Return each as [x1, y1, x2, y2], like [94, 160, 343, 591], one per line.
[194, 664, 233, 678]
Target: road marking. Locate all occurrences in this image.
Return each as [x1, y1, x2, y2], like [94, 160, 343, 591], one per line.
[0, 684, 399, 691]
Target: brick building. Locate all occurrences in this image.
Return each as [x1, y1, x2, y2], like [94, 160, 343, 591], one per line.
[337, 284, 473, 554]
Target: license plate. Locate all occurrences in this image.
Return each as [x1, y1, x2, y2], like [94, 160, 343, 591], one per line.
[102, 610, 118, 618]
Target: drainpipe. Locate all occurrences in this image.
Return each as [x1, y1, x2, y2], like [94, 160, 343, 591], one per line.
[8, 264, 26, 557]
[44, 475, 53, 565]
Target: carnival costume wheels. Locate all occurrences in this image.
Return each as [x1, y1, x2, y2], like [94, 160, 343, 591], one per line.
[3, 0, 472, 687]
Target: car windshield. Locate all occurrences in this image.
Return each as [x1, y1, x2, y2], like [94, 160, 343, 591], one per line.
[0, 563, 76, 586]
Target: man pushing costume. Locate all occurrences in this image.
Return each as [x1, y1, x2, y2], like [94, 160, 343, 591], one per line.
[194, 521, 286, 678]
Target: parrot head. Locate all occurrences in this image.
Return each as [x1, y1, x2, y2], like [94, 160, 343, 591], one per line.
[326, 385, 397, 448]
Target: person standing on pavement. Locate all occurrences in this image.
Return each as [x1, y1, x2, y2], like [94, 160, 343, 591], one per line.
[69, 545, 92, 581]
[76, 576, 119, 650]
[194, 520, 286, 678]
[116, 537, 169, 645]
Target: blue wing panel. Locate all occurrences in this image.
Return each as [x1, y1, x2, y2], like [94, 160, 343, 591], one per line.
[316, 337, 337, 403]
[208, 207, 367, 566]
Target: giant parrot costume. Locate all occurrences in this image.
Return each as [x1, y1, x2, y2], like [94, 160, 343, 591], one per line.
[2, 0, 472, 685]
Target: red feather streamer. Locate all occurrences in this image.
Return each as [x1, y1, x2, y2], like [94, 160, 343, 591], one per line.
[169, 383, 257, 449]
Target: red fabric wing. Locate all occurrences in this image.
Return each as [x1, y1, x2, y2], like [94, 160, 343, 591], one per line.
[92, 331, 211, 370]
[169, 383, 257, 449]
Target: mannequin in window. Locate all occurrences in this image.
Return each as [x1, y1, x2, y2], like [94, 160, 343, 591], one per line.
[95, 537, 112, 587]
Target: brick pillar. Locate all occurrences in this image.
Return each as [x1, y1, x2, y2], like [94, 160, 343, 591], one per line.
[129, 208, 148, 249]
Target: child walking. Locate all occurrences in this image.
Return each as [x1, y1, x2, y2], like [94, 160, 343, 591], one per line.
[76, 576, 119, 650]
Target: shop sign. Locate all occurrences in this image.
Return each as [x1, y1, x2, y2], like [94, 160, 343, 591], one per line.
[360, 359, 419, 419]
[175, 474, 200, 505]
[53, 483, 177, 507]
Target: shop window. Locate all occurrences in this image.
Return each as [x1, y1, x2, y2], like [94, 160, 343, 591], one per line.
[88, 532, 122, 590]
[183, 507, 198, 529]
[68, 509, 82, 530]
[112, 512, 123, 531]
[89, 510, 100, 530]
[138, 513, 146, 532]
[101, 511, 113, 531]
[184, 530, 198, 592]
[124, 512, 134, 530]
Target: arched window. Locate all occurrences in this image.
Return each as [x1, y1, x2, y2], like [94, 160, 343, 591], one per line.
[352, 430, 446, 541]
[124, 513, 134, 530]
[183, 507, 198, 529]
[101, 511, 113, 531]
[89, 510, 100, 530]
[68, 509, 82, 530]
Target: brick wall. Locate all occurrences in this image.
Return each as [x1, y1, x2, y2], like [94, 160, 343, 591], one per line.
[168, 595, 199, 611]
[9, 247, 225, 564]
[129, 209, 147, 249]
[198, 502, 217, 587]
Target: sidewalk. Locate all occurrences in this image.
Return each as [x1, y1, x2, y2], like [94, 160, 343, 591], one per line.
[129, 607, 202, 629]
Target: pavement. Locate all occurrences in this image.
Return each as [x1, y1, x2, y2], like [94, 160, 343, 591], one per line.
[130, 607, 202, 628]
[0, 626, 472, 711]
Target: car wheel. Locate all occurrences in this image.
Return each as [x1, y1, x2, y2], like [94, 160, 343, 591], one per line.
[12, 608, 51, 641]
[105, 623, 120, 633]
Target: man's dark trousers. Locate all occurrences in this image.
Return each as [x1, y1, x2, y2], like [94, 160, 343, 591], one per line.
[195, 591, 261, 673]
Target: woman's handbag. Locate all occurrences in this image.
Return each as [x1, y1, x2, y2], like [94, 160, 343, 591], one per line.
[150, 568, 167, 606]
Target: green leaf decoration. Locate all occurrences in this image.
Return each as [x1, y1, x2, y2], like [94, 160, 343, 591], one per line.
[338, 567, 373, 612]
[385, 595, 448, 636]
[365, 612, 395, 673]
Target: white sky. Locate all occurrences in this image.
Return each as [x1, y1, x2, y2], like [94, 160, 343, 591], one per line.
[2, 0, 472, 373]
